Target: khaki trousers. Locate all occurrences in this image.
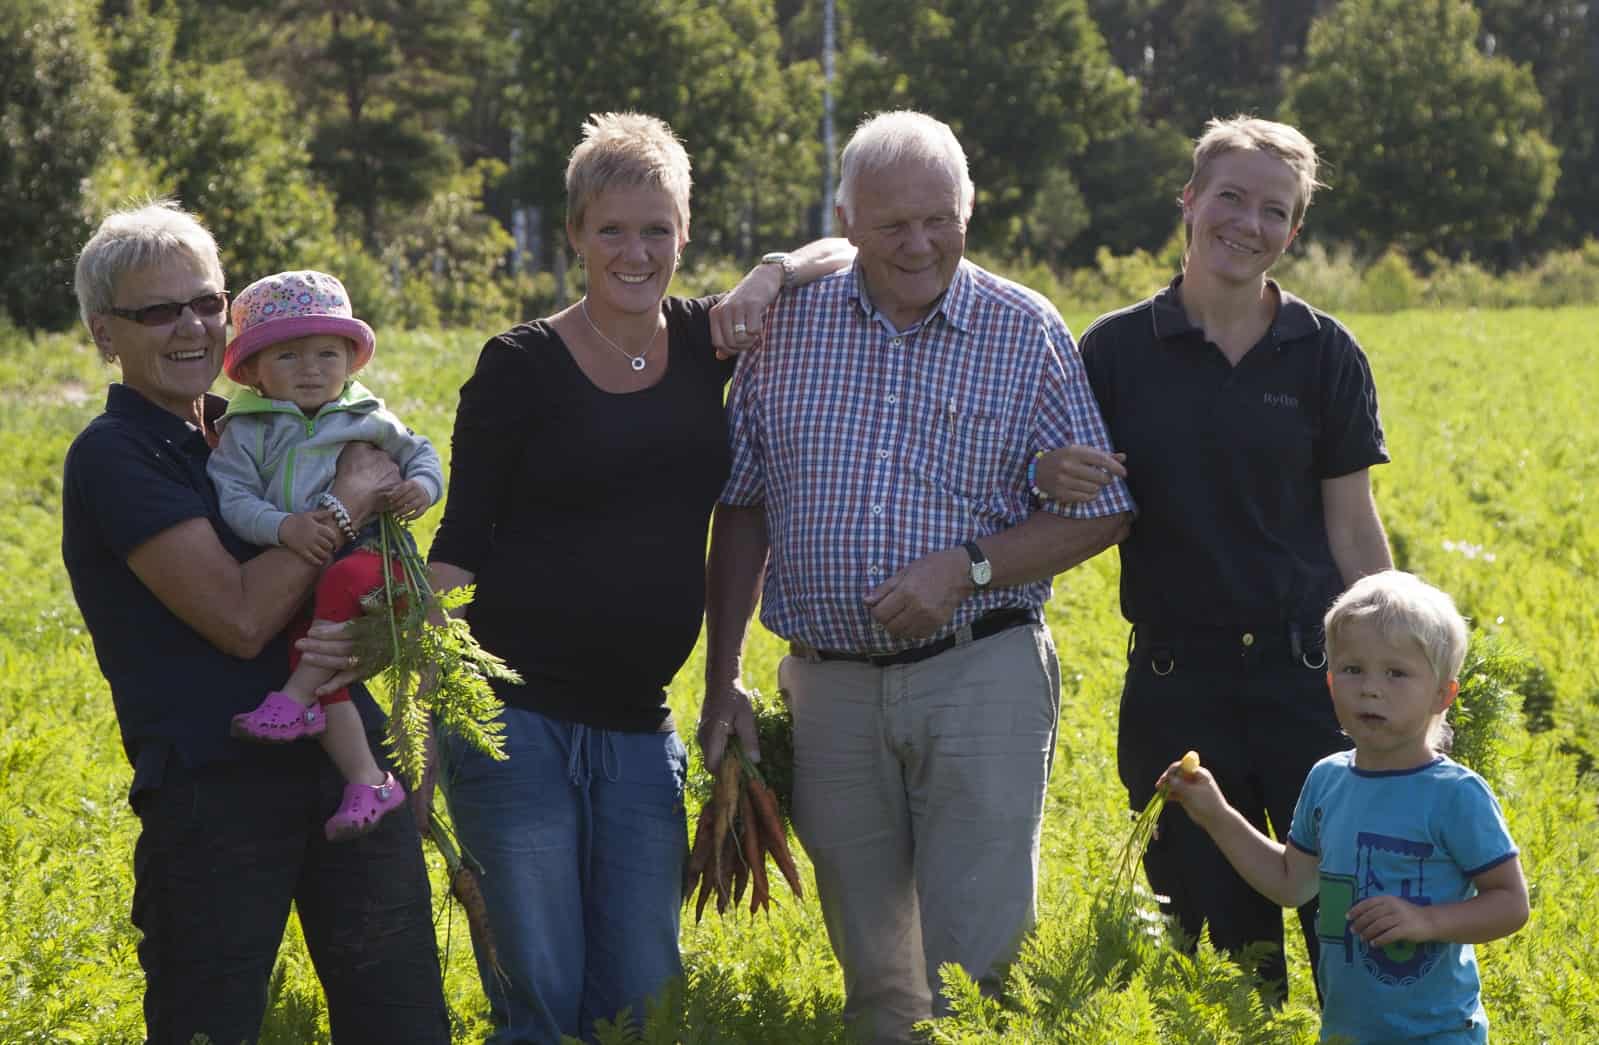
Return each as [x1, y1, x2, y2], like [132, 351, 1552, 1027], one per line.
[780, 622, 1061, 1044]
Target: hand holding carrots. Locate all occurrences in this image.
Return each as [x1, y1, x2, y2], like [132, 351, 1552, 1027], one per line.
[697, 679, 761, 772]
[683, 738, 803, 920]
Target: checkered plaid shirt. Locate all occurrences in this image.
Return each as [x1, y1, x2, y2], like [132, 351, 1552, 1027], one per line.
[722, 259, 1135, 654]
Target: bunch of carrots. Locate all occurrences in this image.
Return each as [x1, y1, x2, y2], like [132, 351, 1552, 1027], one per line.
[683, 739, 804, 920]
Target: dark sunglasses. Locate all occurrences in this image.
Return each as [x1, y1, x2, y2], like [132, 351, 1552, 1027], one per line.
[106, 291, 229, 327]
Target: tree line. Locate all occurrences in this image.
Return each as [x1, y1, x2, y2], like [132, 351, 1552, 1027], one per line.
[3, 0, 1593, 331]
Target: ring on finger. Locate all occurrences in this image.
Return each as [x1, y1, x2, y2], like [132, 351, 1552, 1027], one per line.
[733, 322, 748, 335]
[347, 655, 358, 669]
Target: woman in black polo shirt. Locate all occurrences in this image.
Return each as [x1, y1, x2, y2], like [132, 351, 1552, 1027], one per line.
[1039, 117, 1392, 998]
[61, 201, 449, 1044]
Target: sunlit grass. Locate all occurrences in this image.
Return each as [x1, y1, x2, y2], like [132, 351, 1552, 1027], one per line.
[3, 309, 1596, 1042]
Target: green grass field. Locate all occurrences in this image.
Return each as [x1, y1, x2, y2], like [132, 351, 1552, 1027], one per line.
[2, 307, 1596, 1042]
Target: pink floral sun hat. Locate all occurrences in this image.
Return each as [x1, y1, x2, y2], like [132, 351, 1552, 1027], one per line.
[224, 270, 376, 383]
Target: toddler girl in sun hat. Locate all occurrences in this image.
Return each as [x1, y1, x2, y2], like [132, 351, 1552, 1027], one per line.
[207, 269, 444, 841]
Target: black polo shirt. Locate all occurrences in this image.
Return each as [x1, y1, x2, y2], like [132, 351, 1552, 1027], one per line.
[62, 384, 381, 800]
[1079, 277, 1389, 632]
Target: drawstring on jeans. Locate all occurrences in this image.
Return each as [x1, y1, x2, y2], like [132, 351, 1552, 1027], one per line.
[565, 724, 622, 786]
[566, 724, 622, 889]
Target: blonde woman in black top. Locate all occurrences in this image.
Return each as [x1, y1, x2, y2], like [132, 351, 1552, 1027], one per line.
[426, 112, 849, 1043]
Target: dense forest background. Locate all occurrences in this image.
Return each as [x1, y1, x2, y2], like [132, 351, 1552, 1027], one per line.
[3, 0, 1595, 331]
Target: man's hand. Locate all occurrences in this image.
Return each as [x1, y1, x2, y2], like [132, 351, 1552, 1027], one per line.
[864, 546, 972, 639]
[279, 511, 338, 566]
[709, 263, 784, 358]
[1034, 445, 1127, 504]
[387, 479, 432, 521]
[697, 678, 761, 772]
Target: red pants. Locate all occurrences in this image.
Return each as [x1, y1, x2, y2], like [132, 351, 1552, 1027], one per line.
[287, 548, 403, 706]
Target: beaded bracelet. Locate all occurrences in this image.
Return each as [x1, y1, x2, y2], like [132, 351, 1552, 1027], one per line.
[1027, 450, 1050, 502]
[316, 491, 360, 543]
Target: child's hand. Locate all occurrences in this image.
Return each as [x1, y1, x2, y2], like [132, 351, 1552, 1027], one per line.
[1347, 894, 1436, 948]
[280, 511, 338, 566]
[386, 479, 432, 521]
[1034, 446, 1127, 504]
[1157, 759, 1225, 827]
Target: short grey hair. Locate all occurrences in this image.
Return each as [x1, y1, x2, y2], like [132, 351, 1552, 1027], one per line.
[75, 200, 224, 333]
[835, 110, 974, 225]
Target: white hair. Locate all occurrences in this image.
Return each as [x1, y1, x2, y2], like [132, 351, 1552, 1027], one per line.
[75, 200, 223, 333]
[835, 110, 974, 224]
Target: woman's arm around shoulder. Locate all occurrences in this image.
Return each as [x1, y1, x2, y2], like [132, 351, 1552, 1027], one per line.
[128, 442, 399, 658]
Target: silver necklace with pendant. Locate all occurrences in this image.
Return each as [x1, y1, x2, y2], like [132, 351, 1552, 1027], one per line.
[581, 298, 660, 372]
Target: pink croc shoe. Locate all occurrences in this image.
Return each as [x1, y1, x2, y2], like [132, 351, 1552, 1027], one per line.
[325, 772, 406, 842]
[231, 691, 326, 743]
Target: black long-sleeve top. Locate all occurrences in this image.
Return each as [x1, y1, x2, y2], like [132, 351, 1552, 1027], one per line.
[429, 297, 734, 732]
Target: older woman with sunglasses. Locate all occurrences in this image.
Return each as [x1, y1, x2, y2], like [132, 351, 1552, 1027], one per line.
[61, 200, 450, 1044]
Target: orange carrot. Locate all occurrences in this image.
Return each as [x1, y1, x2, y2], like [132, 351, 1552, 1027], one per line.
[451, 864, 503, 977]
[746, 771, 803, 899]
[683, 802, 716, 901]
[740, 789, 769, 914]
[733, 790, 758, 906]
[709, 751, 742, 900]
[694, 868, 713, 923]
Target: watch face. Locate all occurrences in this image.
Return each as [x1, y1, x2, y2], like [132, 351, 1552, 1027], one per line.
[972, 560, 993, 586]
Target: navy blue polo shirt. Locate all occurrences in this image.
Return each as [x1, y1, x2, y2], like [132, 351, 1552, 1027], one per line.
[1079, 277, 1388, 632]
[62, 384, 381, 799]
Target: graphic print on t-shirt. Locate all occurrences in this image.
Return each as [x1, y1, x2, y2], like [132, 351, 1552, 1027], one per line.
[1317, 830, 1442, 987]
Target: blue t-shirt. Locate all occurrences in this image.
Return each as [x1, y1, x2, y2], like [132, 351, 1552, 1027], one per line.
[1289, 751, 1517, 1044]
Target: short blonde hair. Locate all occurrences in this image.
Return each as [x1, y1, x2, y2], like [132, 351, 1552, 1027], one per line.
[1325, 570, 1469, 752]
[74, 200, 224, 336]
[1326, 570, 1469, 683]
[836, 110, 974, 225]
[565, 112, 692, 235]
[1186, 116, 1323, 230]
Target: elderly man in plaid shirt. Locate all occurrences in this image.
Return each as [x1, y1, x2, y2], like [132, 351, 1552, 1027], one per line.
[699, 110, 1134, 1043]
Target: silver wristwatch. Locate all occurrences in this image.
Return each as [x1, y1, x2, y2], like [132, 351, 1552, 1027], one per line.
[760, 251, 798, 290]
[962, 541, 992, 590]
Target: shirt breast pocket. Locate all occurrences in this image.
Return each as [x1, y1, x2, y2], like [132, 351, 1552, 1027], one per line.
[913, 392, 1009, 499]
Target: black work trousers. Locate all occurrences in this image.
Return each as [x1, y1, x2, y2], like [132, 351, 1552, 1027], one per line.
[1116, 624, 1348, 1000]
[130, 739, 450, 1045]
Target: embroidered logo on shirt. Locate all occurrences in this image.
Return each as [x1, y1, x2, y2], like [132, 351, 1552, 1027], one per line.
[1263, 391, 1300, 409]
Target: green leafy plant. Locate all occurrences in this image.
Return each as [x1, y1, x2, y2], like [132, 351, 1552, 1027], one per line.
[1451, 630, 1529, 793]
[348, 513, 515, 789]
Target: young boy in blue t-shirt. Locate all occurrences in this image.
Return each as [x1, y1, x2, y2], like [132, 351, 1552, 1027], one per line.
[1160, 570, 1529, 1043]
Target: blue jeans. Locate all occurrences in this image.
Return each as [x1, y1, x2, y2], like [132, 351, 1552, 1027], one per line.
[440, 706, 688, 1044]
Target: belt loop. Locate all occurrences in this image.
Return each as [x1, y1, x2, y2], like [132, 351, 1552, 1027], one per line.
[789, 640, 822, 665]
[955, 621, 974, 645]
